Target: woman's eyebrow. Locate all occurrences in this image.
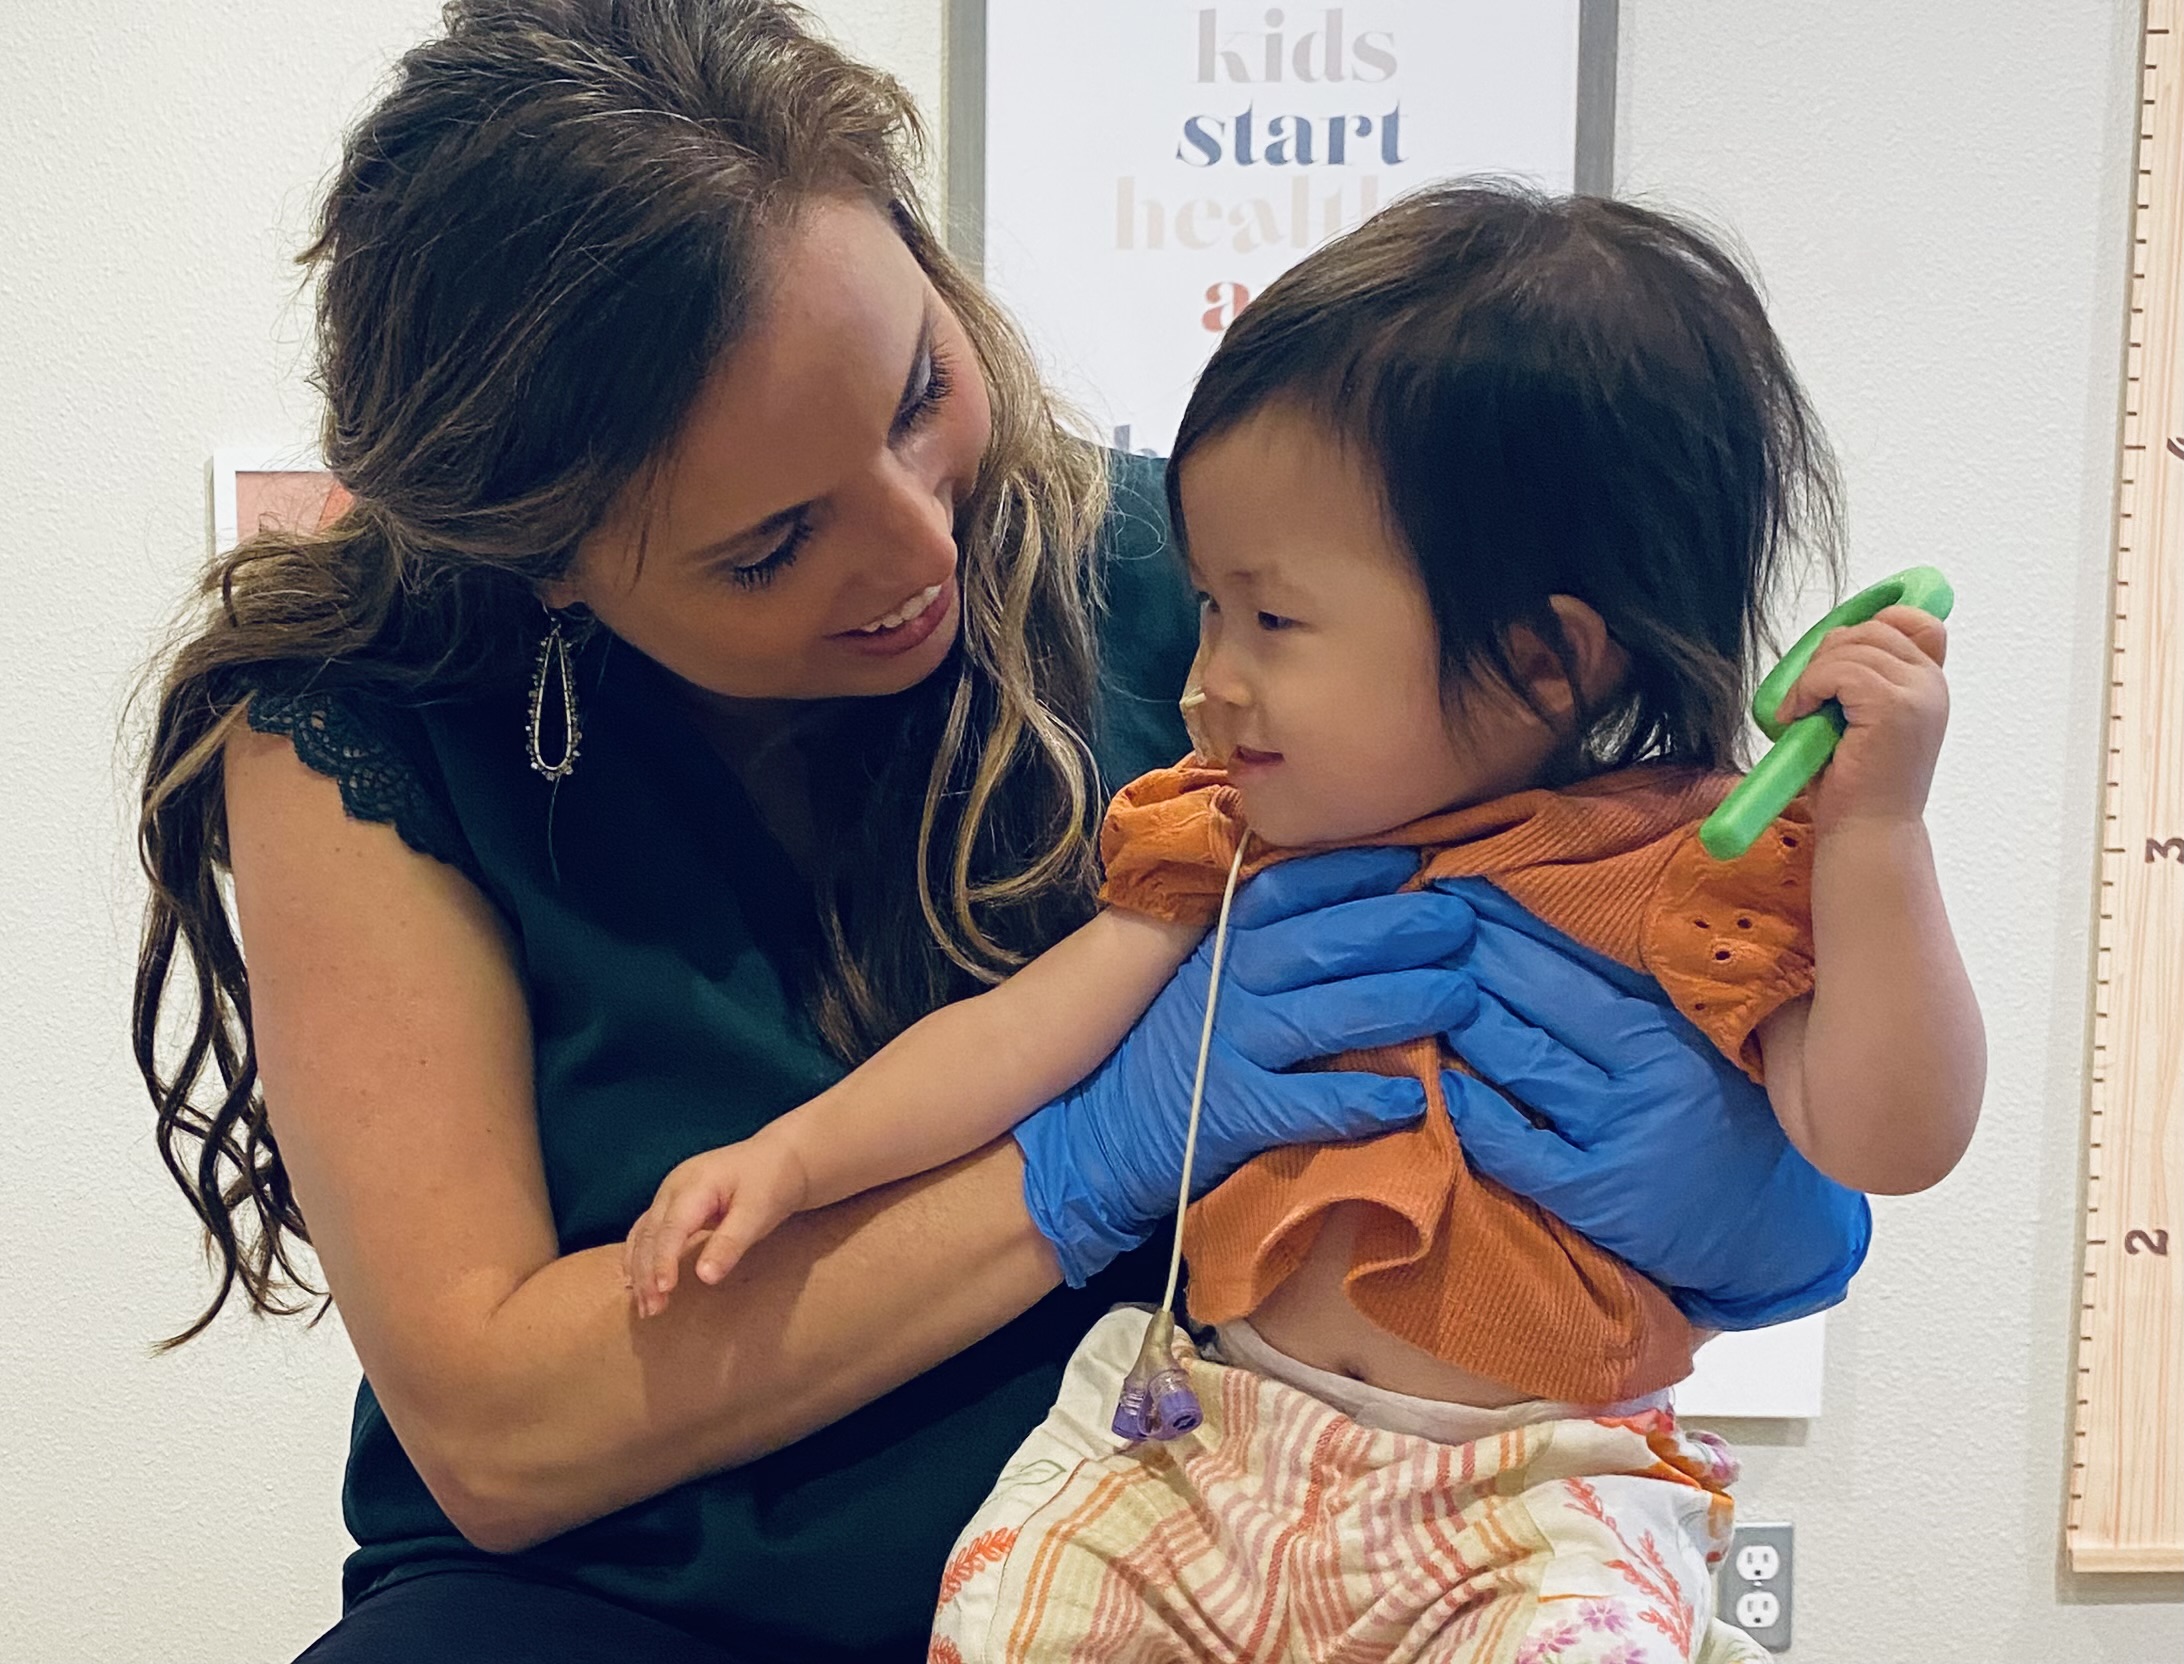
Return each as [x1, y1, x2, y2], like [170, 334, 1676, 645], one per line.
[676, 313, 936, 568]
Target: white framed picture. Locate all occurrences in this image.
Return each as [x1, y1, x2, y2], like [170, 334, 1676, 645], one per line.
[1678, 1313, 1829, 1421]
[955, 0, 1616, 453]
[210, 443, 350, 555]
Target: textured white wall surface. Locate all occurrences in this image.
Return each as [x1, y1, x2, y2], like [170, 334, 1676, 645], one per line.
[1616, 5, 2178, 1660]
[0, 2, 2174, 1660]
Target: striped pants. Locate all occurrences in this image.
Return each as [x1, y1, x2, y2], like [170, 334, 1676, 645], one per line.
[930, 1309, 1763, 1664]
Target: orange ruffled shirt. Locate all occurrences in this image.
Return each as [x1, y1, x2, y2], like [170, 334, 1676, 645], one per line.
[1098, 760, 1817, 1405]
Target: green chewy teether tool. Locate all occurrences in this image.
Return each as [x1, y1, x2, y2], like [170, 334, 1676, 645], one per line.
[1699, 565, 1955, 861]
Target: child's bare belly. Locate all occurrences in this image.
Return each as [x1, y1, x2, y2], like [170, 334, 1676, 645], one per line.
[1244, 1202, 1533, 1409]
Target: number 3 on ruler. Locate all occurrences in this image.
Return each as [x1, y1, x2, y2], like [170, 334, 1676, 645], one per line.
[2148, 837, 2184, 862]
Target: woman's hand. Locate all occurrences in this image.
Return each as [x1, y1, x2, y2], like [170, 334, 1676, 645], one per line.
[1016, 848, 1481, 1286]
[1433, 878, 1871, 1329]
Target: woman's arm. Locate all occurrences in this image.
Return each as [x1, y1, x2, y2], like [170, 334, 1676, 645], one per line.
[226, 725, 1069, 1554]
[627, 908, 1202, 1303]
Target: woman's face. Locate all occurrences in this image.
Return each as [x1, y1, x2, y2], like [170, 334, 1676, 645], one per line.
[553, 197, 994, 702]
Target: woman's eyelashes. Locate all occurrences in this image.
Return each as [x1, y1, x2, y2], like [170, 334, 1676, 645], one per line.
[891, 340, 954, 440]
[723, 514, 813, 590]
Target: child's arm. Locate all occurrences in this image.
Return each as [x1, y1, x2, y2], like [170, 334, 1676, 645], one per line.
[1757, 605, 1985, 1195]
[625, 907, 1205, 1313]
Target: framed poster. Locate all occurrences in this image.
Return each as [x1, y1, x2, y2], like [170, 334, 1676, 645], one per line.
[955, 0, 1617, 452]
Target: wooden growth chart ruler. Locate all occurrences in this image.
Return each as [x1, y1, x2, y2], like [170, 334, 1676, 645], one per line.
[2070, 0, 2184, 1576]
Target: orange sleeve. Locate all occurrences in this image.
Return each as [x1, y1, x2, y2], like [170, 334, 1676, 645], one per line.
[1096, 758, 1252, 926]
[1640, 804, 1817, 1081]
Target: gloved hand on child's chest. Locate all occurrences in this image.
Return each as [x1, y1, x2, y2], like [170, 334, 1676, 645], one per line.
[1434, 876, 1870, 1329]
[1017, 847, 1483, 1286]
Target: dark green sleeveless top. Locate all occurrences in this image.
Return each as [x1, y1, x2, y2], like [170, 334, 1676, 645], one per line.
[249, 454, 1195, 1661]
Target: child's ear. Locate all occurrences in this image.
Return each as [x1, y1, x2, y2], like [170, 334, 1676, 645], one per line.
[1548, 596, 1629, 706]
[1510, 597, 1629, 719]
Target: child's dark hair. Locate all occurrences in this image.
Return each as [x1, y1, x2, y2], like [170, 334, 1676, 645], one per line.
[1167, 180, 1842, 773]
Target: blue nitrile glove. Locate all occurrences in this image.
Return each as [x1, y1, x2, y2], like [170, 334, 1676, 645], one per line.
[1016, 847, 1482, 1286]
[1433, 877, 1870, 1329]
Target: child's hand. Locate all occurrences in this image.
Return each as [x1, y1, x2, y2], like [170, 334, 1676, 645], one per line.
[1773, 604, 1949, 830]
[622, 1132, 811, 1318]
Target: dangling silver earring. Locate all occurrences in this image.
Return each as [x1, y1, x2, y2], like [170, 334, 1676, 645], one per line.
[527, 606, 582, 780]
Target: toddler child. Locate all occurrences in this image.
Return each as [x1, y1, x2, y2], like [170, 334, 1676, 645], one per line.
[625, 183, 1983, 1663]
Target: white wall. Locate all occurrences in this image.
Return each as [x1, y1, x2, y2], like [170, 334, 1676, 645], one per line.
[1616, 5, 2177, 1660]
[0, 2, 2174, 1660]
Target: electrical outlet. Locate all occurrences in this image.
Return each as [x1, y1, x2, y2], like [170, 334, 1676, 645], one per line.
[1716, 1522, 1793, 1653]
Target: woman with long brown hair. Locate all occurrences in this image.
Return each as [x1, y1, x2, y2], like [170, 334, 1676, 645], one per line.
[136, 4, 1866, 1658]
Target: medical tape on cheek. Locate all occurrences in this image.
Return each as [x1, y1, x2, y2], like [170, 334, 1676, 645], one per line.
[1178, 627, 1233, 763]
[1178, 684, 1211, 754]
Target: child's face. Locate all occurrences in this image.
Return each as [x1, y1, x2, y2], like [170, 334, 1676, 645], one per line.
[1175, 406, 1566, 848]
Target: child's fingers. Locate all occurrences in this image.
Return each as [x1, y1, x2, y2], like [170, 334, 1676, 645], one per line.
[1776, 612, 1947, 718]
[636, 1173, 734, 1317]
[1776, 663, 1913, 729]
[628, 1188, 683, 1302]
[620, 1221, 648, 1298]
[624, 1205, 666, 1305]
[1813, 613, 1946, 673]
[1774, 627, 1939, 724]
[1775, 644, 1913, 724]
[692, 1219, 759, 1288]
[1874, 604, 1948, 666]
[691, 1176, 804, 1287]
[646, 1181, 727, 1298]
[1810, 618, 1939, 671]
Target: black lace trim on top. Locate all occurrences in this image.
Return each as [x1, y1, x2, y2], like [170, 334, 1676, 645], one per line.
[246, 690, 478, 882]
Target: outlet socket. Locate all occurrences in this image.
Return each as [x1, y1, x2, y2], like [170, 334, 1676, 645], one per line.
[1716, 1521, 1793, 1653]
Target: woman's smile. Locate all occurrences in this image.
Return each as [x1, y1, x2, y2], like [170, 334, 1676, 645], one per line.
[831, 573, 958, 657]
